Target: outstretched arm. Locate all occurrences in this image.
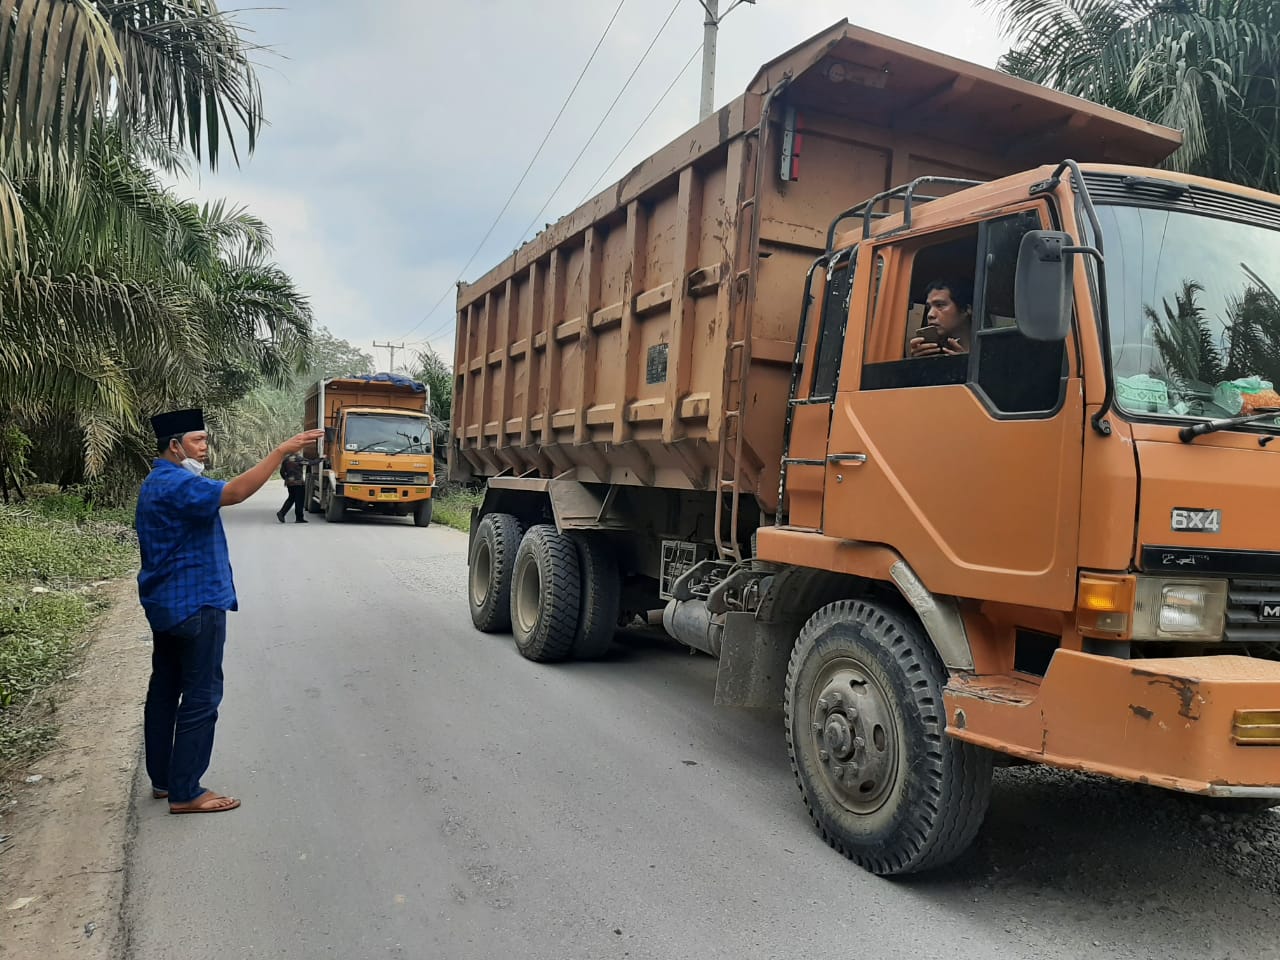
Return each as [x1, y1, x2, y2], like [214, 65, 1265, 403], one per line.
[221, 431, 324, 506]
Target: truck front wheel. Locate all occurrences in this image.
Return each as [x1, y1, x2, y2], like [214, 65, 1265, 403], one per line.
[510, 524, 581, 663]
[785, 600, 993, 876]
[323, 486, 346, 523]
[413, 499, 433, 527]
[468, 513, 522, 632]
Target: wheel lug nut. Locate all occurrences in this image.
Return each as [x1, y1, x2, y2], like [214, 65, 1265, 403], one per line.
[854, 736, 865, 749]
[832, 765, 844, 780]
[812, 722, 823, 733]
[847, 707, 859, 720]
[819, 750, 829, 762]
[817, 697, 830, 711]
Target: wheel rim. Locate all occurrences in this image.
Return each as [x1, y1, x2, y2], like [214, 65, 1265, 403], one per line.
[808, 657, 900, 814]
[514, 555, 541, 635]
[470, 540, 492, 608]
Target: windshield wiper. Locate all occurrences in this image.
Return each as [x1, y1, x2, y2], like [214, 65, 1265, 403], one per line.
[1179, 408, 1280, 443]
[354, 438, 395, 453]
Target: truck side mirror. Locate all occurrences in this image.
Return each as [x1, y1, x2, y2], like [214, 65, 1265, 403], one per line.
[1014, 230, 1074, 342]
[324, 427, 335, 444]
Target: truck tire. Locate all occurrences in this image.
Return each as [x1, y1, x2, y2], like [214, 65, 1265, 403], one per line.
[324, 487, 345, 523]
[305, 477, 322, 514]
[413, 499, 434, 527]
[570, 534, 621, 659]
[510, 524, 581, 663]
[785, 600, 993, 876]
[468, 513, 522, 633]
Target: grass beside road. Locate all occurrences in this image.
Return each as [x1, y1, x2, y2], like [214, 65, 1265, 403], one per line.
[433, 487, 481, 533]
[0, 494, 137, 781]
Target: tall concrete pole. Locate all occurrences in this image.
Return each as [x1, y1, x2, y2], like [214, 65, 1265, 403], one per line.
[699, 0, 719, 122]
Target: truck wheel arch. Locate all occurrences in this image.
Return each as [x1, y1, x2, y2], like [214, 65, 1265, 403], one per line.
[757, 560, 975, 673]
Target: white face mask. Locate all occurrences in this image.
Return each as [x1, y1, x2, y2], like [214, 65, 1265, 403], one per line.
[175, 439, 205, 476]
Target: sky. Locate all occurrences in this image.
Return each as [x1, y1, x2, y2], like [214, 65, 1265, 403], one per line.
[180, 1, 1010, 371]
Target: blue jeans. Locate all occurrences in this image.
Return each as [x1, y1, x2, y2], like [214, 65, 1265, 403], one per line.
[144, 607, 227, 803]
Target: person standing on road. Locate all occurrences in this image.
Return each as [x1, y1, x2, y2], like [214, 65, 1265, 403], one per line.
[136, 408, 324, 814]
[276, 453, 308, 524]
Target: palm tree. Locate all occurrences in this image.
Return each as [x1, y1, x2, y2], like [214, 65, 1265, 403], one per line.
[980, 1, 1280, 192]
[1, 126, 311, 479]
[0, 2, 313, 486]
[0, 0, 262, 268]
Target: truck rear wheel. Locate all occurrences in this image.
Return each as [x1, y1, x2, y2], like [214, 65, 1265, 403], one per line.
[413, 499, 433, 527]
[785, 600, 993, 876]
[570, 534, 621, 659]
[511, 524, 581, 663]
[324, 486, 346, 523]
[468, 513, 522, 632]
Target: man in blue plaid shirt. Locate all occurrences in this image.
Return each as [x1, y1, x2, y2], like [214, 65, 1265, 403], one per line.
[136, 408, 323, 814]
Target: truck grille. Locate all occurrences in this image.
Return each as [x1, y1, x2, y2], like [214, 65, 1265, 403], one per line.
[1225, 579, 1280, 646]
[352, 471, 418, 484]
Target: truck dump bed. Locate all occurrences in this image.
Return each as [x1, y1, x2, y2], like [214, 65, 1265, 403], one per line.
[451, 20, 1178, 515]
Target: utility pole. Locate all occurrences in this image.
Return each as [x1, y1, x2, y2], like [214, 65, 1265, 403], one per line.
[699, 0, 719, 122]
[698, 0, 754, 122]
[373, 340, 405, 373]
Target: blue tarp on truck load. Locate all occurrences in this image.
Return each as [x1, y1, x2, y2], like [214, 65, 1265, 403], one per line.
[348, 372, 426, 393]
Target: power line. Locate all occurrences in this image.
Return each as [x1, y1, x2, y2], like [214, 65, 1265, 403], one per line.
[513, 0, 685, 248]
[393, 0, 629, 342]
[409, 0, 689, 352]
[579, 43, 702, 206]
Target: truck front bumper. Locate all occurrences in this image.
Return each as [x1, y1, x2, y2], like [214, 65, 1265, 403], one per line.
[945, 650, 1280, 796]
[342, 483, 433, 504]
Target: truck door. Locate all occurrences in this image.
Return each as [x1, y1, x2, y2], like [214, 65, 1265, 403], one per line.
[780, 249, 855, 530]
[822, 207, 1084, 610]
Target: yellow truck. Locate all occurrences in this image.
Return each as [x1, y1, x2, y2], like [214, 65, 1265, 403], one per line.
[303, 374, 436, 526]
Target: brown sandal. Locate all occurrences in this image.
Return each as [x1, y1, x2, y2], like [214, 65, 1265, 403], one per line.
[169, 790, 241, 814]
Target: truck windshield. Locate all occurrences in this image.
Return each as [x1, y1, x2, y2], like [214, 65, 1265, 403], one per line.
[1098, 202, 1280, 426]
[344, 413, 431, 454]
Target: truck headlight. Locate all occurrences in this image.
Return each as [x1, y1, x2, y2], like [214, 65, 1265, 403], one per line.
[1133, 578, 1227, 641]
[346, 471, 363, 483]
[415, 473, 432, 485]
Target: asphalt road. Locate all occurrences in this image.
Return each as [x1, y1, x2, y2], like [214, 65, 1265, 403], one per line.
[122, 487, 1280, 960]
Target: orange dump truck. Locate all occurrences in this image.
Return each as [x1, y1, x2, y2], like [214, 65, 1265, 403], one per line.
[451, 21, 1280, 874]
[303, 374, 436, 526]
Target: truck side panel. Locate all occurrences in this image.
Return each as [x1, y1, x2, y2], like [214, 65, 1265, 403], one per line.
[452, 22, 1180, 519]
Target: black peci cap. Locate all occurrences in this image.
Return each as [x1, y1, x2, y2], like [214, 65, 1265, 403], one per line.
[149, 408, 205, 441]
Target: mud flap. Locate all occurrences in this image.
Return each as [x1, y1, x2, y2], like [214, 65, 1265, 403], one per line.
[714, 611, 799, 709]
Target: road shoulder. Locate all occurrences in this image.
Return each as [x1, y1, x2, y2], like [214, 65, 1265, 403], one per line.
[0, 580, 150, 960]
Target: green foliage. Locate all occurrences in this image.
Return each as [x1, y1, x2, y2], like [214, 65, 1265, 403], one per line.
[0, 506, 135, 584]
[410, 347, 454, 423]
[982, 0, 1280, 191]
[433, 489, 482, 533]
[0, 502, 137, 774]
[0, 2, 312, 493]
[305, 327, 374, 381]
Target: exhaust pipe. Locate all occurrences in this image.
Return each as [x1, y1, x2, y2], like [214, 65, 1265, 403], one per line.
[662, 599, 723, 658]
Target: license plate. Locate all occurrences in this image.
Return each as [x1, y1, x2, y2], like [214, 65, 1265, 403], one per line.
[378, 492, 399, 501]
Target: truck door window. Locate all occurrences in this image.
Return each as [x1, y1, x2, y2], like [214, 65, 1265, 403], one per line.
[971, 211, 1067, 416]
[811, 253, 855, 400]
[861, 227, 978, 391]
